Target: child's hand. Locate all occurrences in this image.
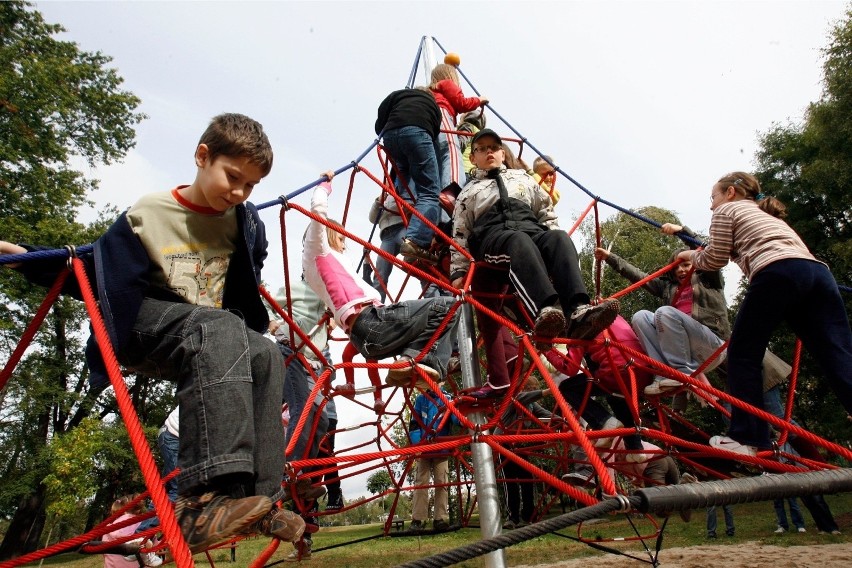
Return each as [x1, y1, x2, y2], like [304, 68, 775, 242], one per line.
[321, 170, 335, 182]
[661, 223, 683, 235]
[479, 97, 489, 106]
[593, 247, 609, 261]
[676, 250, 694, 262]
[0, 241, 27, 268]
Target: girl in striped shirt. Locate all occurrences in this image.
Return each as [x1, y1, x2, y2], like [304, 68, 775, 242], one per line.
[679, 171, 852, 457]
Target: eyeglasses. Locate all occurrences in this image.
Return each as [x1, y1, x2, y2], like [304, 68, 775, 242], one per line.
[473, 144, 502, 154]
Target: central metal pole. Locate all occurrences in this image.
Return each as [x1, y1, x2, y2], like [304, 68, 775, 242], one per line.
[456, 303, 506, 568]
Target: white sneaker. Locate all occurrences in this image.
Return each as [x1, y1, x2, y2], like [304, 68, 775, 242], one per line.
[625, 451, 650, 464]
[704, 349, 727, 373]
[594, 417, 624, 448]
[657, 378, 683, 390]
[710, 435, 757, 457]
[644, 381, 664, 396]
[774, 526, 786, 534]
[798, 527, 807, 533]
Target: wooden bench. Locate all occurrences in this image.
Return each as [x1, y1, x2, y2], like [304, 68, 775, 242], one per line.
[391, 517, 405, 531]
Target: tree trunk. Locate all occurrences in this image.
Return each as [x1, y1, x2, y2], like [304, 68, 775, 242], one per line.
[0, 483, 48, 560]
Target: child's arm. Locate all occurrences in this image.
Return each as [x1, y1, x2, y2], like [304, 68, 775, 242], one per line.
[0, 241, 27, 268]
[688, 211, 734, 271]
[436, 80, 486, 114]
[305, 171, 336, 256]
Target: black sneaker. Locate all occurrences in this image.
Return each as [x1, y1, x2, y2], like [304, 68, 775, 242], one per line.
[565, 299, 620, 341]
[251, 507, 306, 542]
[400, 239, 439, 265]
[409, 519, 424, 533]
[325, 494, 344, 511]
[433, 519, 450, 531]
[174, 492, 272, 553]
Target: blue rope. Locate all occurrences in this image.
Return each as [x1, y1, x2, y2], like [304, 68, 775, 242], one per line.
[0, 244, 93, 266]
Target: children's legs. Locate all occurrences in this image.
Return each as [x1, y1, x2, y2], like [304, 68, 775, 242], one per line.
[630, 311, 667, 381]
[411, 457, 430, 521]
[350, 297, 458, 378]
[124, 300, 286, 501]
[387, 127, 441, 249]
[373, 223, 405, 302]
[773, 499, 789, 529]
[652, 306, 725, 375]
[788, 497, 806, 529]
[784, 261, 852, 416]
[706, 507, 718, 534]
[723, 505, 735, 533]
[727, 264, 804, 449]
[473, 267, 514, 389]
[530, 230, 589, 312]
[433, 458, 450, 522]
[478, 230, 559, 318]
[556, 380, 613, 429]
[437, 110, 462, 188]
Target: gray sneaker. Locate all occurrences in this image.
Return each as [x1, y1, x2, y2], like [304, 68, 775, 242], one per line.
[565, 299, 620, 341]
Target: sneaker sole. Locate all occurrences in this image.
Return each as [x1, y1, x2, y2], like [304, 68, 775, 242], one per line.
[567, 300, 620, 341]
[534, 310, 566, 341]
[385, 363, 438, 389]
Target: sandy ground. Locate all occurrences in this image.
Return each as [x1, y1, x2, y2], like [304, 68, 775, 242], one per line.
[515, 542, 852, 567]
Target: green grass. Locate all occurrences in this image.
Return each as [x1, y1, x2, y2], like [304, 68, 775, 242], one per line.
[22, 492, 851, 567]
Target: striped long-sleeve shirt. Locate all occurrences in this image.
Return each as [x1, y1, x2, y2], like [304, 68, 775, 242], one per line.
[691, 199, 819, 280]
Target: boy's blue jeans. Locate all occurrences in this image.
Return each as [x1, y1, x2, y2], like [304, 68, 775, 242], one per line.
[121, 298, 286, 502]
[349, 297, 457, 379]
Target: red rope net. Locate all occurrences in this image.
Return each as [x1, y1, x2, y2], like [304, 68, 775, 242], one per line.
[2, 138, 850, 568]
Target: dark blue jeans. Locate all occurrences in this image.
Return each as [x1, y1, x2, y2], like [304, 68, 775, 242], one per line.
[727, 259, 852, 448]
[706, 505, 734, 535]
[349, 297, 458, 379]
[382, 126, 442, 249]
[773, 497, 805, 530]
[281, 344, 329, 464]
[136, 427, 180, 532]
[122, 299, 286, 502]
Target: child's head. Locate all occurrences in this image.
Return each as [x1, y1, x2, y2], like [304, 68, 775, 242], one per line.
[198, 113, 273, 177]
[111, 494, 145, 515]
[430, 64, 460, 88]
[460, 110, 486, 130]
[326, 218, 345, 253]
[669, 248, 693, 282]
[714, 172, 786, 218]
[533, 156, 555, 178]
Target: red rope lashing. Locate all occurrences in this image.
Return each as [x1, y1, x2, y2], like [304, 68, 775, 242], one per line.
[0, 268, 69, 391]
[70, 258, 193, 568]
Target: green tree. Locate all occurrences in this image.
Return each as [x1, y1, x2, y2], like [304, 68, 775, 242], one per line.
[366, 469, 393, 513]
[753, 6, 852, 446]
[578, 205, 688, 320]
[0, 1, 148, 558]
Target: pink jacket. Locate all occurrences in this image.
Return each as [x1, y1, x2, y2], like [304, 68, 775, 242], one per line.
[302, 182, 381, 332]
[544, 315, 653, 392]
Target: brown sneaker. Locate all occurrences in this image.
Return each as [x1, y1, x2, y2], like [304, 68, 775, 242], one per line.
[252, 507, 306, 543]
[400, 239, 439, 265]
[565, 299, 620, 341]
[295, 478, 327, 501]
[385, 359, 440, 389]
[533, 306, 565, 345]
[174, 492, 272, 553]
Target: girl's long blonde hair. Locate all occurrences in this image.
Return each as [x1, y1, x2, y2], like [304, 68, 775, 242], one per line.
[430, 64, 460, 88]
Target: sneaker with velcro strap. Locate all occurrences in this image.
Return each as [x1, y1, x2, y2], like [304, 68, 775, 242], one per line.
[174, 492, 272, 553]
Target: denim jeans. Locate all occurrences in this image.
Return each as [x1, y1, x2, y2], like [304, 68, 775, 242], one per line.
[373, 223, 405, 301]
[773, 497, 805, 530]
[727, 259, 852, 448]
[121, 298, 286, 502]
[631, 306, 725, 380]
[349, 297, 458, 378]
[382, 126, 442, 249]
[706, 505, 734, 535]
[136, 427, 180, 532]
[280, 344, 329, 464]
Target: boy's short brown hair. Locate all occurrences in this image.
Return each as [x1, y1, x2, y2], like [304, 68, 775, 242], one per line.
[198, 113, 274, 177]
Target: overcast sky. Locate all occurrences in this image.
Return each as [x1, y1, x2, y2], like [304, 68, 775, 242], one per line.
[34, 0, 848, 499]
